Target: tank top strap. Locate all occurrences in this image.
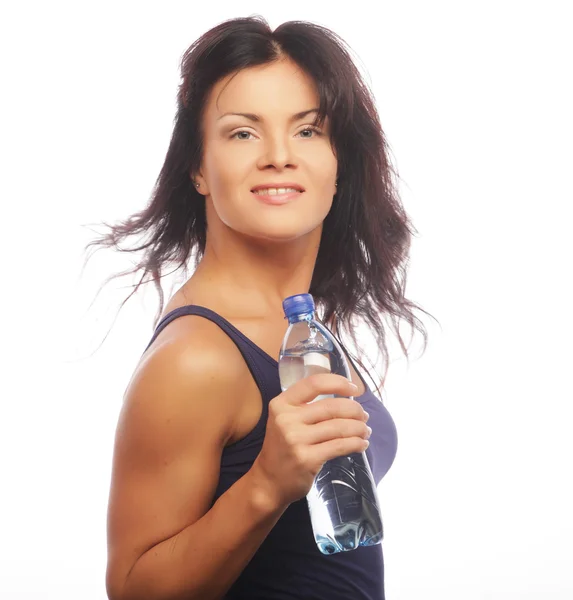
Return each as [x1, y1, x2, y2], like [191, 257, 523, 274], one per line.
[143, 305, 278, 402]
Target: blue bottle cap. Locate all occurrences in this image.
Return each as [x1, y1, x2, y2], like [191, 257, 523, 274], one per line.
[282, 293, 315, 319]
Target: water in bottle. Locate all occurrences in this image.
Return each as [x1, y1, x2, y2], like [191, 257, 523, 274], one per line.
[278, 293, 383, 555]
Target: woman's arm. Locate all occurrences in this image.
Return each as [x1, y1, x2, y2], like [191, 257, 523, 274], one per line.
[105, 319, 288, 600]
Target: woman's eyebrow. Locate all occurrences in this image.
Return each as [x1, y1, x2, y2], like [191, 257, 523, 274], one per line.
[217, 108, 319, 123]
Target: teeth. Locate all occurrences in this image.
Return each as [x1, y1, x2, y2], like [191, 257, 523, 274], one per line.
[253, 187, 300, 195]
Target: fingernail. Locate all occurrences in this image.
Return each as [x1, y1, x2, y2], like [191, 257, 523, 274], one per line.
[350, 383, 359, 389]
[364, 410, 370, 420]
[366, 426, 372, 437]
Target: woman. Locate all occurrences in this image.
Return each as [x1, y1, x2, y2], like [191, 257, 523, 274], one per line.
[92, 16, 432, 600]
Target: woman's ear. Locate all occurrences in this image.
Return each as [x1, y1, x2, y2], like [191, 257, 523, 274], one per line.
[191, 173, 206, 194]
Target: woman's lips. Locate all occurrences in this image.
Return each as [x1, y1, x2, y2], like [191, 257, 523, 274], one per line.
[251, 190, 304, 205]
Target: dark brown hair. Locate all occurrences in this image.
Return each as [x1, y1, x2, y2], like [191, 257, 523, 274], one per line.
[84, 15, 438, 395]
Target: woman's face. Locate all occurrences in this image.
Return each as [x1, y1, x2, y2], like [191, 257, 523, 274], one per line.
[196, 58, 338, 243]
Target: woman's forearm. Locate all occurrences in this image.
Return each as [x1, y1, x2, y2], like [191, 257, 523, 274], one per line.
[114, 465, 286, 600]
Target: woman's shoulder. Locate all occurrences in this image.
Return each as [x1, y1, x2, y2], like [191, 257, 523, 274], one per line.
[140, 308, 253, 391]
[126, 311, 253, 443]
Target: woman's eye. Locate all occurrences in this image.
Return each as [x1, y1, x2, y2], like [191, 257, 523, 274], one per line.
[231, 130, 253, 140]
[299, 127, 321, 138]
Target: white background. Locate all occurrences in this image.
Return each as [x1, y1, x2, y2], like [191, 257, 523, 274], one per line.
[1, 1, 572, 598]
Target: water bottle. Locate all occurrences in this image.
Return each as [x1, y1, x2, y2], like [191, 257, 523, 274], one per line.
[278, 293, 383, 555]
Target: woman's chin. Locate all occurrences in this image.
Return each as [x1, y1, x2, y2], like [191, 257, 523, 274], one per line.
[242, 222, 322, 245]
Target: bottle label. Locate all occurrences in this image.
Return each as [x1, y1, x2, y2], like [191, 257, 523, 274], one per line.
[303, 352, 331, 370]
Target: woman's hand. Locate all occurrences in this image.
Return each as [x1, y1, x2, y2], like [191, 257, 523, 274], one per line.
[250, 374, 371, 508]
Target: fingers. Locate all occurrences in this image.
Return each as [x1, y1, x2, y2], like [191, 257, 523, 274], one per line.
[299, 418, 372, 446]
[301, 396, 368, 425]
[284, 374, 358, 407]
[312, 436, 370, 465]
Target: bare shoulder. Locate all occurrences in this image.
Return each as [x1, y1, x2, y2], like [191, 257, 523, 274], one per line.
[127, 313, 250, 443]
[142, 309, 248, 374]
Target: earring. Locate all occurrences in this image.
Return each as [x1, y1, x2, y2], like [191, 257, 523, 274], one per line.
[335, 180, 338, 187]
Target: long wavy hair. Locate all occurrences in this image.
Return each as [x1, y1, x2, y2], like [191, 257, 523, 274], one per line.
[84, 15, 437, 395]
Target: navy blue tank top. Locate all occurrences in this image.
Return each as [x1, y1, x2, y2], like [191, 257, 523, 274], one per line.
[144, 305, 398, 600]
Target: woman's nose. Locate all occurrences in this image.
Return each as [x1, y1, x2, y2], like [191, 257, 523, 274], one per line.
[257, 136, 298, 170]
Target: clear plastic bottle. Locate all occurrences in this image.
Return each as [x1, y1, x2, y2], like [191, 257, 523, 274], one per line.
[278, 293, 383, 555]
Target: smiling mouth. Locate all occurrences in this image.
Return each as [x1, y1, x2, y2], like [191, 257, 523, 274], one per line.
[251, 188, 304, 196]
[251, 189, 304, 205]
